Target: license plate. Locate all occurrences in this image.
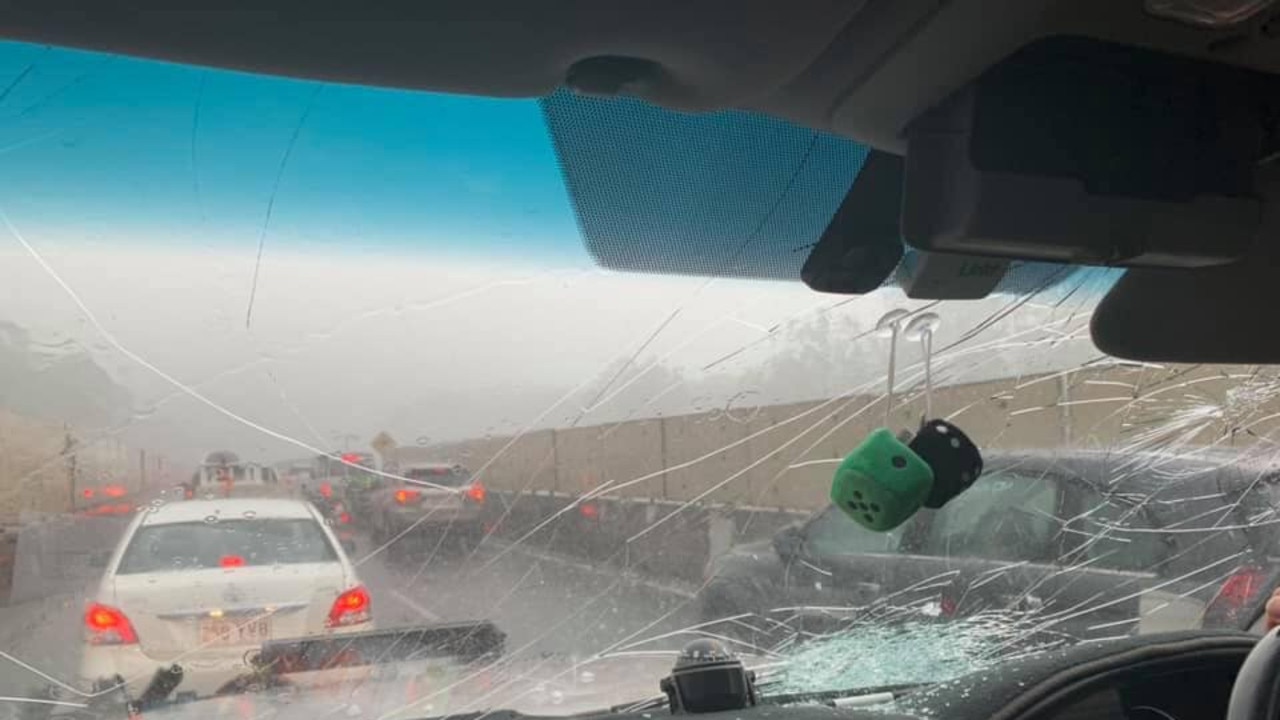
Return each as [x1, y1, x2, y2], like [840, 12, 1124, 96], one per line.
[200, 616, 271, 646]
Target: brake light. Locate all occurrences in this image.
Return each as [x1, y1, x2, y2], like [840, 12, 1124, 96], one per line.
[327, 586, 371, 627]
[466, 482, 486, 505]
[103, 484, 127, 498]
[339, 511, 352, 525]
[81, 488, 95, 500]
[320, 482, 333, 499]
[219, 554, 246, 568]
[580, 502, 599, 520]
[395, 489, 420, 505]
[1203, 565, 1265, 627]
[940, 594, 958, 617]
[85, 602, 138, 645]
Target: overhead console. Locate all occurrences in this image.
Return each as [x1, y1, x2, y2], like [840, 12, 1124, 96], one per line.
[900, 36, 1266, 270]
[803, 35, 1280, 361]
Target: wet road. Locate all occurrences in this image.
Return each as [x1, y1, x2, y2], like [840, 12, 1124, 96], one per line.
[0, 532, 703, 703]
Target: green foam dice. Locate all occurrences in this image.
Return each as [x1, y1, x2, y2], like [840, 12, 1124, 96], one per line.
[830, 428, 935, 532]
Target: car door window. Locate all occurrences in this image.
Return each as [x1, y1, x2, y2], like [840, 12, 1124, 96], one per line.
[922, 471, 1061, 561]
[806, 507, 907, 558]
[1075, 488, 1166, 572]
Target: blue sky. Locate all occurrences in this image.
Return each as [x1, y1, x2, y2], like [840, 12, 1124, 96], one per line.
[0, 40, 586, 262]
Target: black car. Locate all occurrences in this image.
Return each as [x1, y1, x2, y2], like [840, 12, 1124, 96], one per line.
[702, 449, 1280, 646]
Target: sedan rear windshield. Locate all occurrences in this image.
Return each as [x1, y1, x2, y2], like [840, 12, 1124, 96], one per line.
[116, 519, 338, 574]
[404, 466, 472, 487]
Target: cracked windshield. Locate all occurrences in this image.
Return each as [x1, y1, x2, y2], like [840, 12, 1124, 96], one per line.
[3, 38, 1280, 720]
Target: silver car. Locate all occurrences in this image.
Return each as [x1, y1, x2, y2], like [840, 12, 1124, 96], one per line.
[368, 464, 488, 561]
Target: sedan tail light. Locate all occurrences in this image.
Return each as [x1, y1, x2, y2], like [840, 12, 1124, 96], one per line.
[394, 489, 421, 505]
[466, 482, 487, 505]
[327, 585, 372, 627]
[85, 602, 138, 645]
[1202, 565, 1265, 627]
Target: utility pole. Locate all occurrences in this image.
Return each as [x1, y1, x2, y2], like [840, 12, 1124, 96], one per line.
[63, 426, 77, 512]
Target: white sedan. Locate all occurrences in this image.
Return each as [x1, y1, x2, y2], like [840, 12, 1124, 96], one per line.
[79, 497, 373, 697]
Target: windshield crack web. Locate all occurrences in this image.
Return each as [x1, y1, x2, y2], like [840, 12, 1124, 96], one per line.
[4, 53, 1280, 720]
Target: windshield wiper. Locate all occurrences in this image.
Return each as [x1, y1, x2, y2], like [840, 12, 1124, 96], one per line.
[608, 681, 922, 715]
[251, 619, 505, 673]
[758, 682, 922, 708]
[68, 620, 508, 717]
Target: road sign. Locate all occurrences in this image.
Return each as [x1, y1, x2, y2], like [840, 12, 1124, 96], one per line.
[371, 432, 397, 455]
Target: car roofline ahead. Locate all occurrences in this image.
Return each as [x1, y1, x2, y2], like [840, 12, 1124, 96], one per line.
[137, 497, 317, 526]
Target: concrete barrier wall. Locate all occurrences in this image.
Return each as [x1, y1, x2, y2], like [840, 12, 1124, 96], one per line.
[401, 363, 1271, 512]
[453, 363, 1280, 584]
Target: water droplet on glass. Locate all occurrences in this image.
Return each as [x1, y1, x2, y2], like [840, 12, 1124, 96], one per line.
[204, 515, 218, 524]
[550, 690, 564, 705]
[243, 510, 257, 519]
[579, 670, 595, 684]
[150, 499, 163, 508]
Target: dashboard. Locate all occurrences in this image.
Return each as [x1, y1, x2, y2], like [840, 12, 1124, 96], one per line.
[1046, 660, 1239, 720]
[575, 631, 1257, 720]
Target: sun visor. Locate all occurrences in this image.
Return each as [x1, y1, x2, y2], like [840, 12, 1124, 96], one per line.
[1092, 241, 1280, 363]
[539, 89, 868, 280]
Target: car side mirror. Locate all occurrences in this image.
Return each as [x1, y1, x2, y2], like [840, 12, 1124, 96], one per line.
[772, 525, 805, 560]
